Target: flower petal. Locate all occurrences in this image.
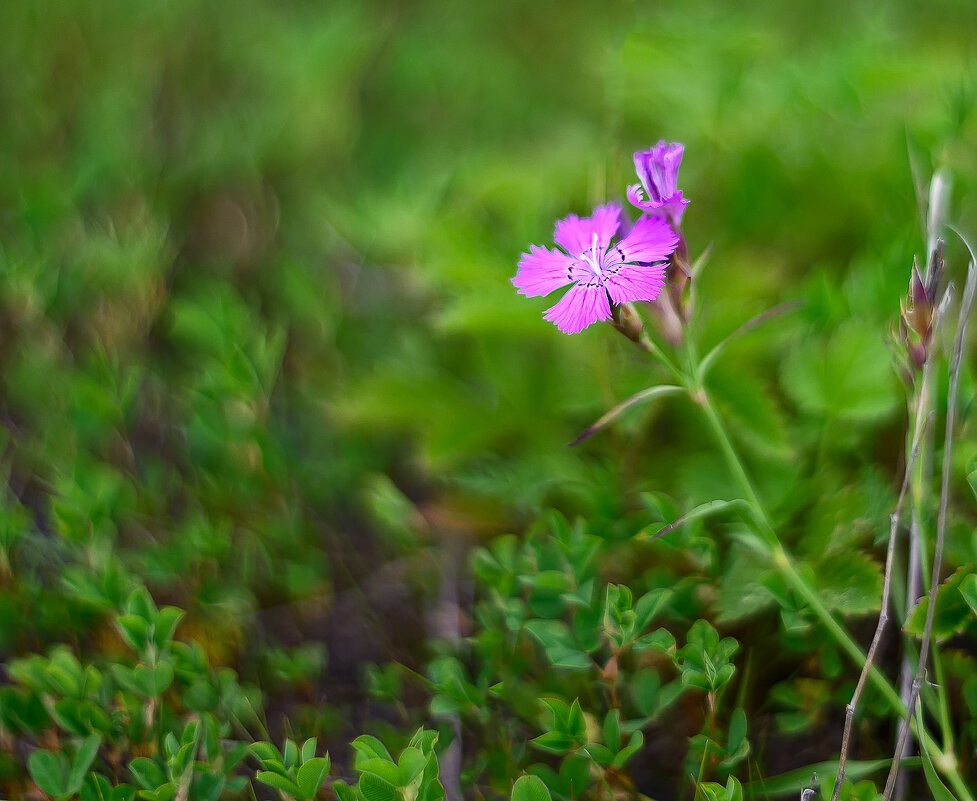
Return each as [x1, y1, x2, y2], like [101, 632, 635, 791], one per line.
[603, 263, 667, 305]
[616, 214, 679, 264]
[634, 141, 683, 202]
[553, 204, 621, 256]
[512, 244, 575, 297]
[543, 283, 611, 334]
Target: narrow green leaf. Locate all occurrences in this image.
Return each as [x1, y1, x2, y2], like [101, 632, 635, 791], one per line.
[637, 499, 752, 542]
[300, 737, 317, 765]
[602, 709, 620, 753]
[570, 385, 684, 446]
[68, 734, 102, 794]
[919, 729, 959, 801]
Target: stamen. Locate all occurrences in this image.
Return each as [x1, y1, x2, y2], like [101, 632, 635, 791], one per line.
[582, 232, 602, 277]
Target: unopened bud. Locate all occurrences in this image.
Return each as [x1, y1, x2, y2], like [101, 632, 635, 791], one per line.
[610, 302, 644, 344]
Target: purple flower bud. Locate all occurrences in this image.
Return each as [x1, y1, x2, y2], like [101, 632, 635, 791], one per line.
[627, 141, 689, 226]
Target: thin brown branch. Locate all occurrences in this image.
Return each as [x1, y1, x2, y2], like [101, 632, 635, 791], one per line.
[884, 259, 976, 799]
[829, 386, 934, 801]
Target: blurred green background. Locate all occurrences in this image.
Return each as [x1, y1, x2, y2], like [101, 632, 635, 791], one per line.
[1, 0, 976, 790]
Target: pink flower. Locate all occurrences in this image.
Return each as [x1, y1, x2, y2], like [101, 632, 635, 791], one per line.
[513, 204, 678, 334]
[627, 141, 689, 225]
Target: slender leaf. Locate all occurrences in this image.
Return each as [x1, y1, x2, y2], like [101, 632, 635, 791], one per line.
[569, 385, 683, 446]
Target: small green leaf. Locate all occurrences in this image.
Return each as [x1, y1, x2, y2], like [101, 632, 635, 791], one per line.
[333, 779, 359, 801]
[633, 669, 660, 716]
[511, 774, 552, 801]
[583, 744, 613, 766]
[359, 772, 400, 801]
[28, 750, 70, 798]
[570, 385, 684, 445]
[129, 757, 166, 791]
[68, 734, 102, 794]
[919, 732, 959, 801]
[283, 738, 299, 769]
[398, 747, 426, 786]
[153, 607, 184, 648]
[301, 737, 317, 765]
[634, 589, 672, 632]
[358, 758, 402, 786]
[297, 756, 331, 800]
[531, 731, 576, 754]
[256, 771, 302, 797]
[602, 709, 621, 753]
[351, 735, 393, 766]
[612, 731, 643, 769]
[81, 773, 113, 801]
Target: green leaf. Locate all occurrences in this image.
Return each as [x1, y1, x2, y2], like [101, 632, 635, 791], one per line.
[634, 589, 672, 631]
[530, 731, 576, 754]
[744, 758, 908, 796]
[333, 779, 360, 801]
[29, 750, 70, 798]
[960, 573, 977, 618]
[81, 774, 113, 801]
[906, 568, 975, 641]
[511, 775, 552, 801]
[297, 756, 331, 800]
[351, 735, 393, 766]
[583, 743, 613, 766]
[715, 546, 775, 623]
[780, 320, 898, 422]
[570, 385, 684, 445]
[815, 551, 882, 616]
[249, 742, 281, 763]
[602, 709, 620, 753]
[359, 772, 400, 801]
[129, 758, 166, 791]
[68, 734, 102, 794]
[632, 669, 660, 716]
[358, 758, 402, 786]
[523, 620, 590, 670]
[301, 737, 317, 765]
[257, 771, 302, 797]
[283, 738, 299, 769]
[153, 607, 184, 648]
[611, 731, 643, 769]
[919, 726, 959, 801]
[398, 747, 426, 786]
[638, 499, 752, 541]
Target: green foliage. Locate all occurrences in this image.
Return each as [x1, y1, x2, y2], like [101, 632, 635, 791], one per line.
[1, 1, 976, 800]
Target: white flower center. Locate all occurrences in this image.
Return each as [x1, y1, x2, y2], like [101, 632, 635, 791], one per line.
[581, 233, 602, 277]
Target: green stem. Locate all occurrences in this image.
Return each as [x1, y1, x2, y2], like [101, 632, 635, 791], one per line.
[695, 389, 770, 531]
[691, 381, 972, 799]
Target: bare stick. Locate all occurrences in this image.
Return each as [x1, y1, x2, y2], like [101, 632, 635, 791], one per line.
[884, 260, 976, 799]
[829, 374, 934, 801]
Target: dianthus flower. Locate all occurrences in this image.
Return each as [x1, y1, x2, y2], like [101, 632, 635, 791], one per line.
[513, 204, 678, 334]
[627, 141, 689, 225]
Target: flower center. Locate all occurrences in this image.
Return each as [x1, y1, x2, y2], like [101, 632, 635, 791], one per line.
[581, 233, 603, 277]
